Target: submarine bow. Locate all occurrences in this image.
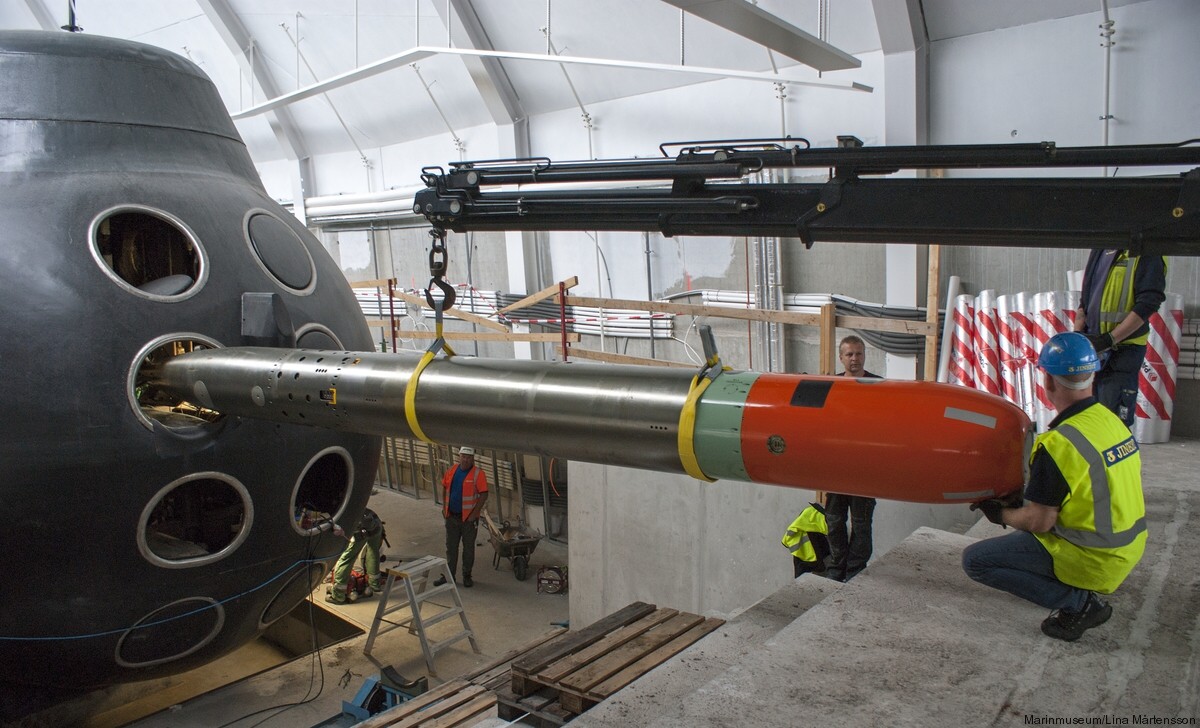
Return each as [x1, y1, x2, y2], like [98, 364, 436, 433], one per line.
[0, 30, 378, 690]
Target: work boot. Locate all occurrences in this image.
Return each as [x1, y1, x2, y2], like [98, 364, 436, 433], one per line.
[433, 575, 448, 586]
[1041, 593, 1112, 642]
[325, 589, 348, 605]
[463, 575, 473, 588]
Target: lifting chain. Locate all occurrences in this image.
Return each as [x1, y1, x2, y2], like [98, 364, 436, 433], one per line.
[425, 228, 457, 311]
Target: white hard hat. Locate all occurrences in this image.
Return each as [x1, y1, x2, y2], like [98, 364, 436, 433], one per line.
[459, 447, 475, 456]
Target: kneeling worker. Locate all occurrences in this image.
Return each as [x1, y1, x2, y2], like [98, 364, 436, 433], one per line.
[327, 508, 385, 604]
[782, 503, 831, 578]
[962, 332, 1147, 642]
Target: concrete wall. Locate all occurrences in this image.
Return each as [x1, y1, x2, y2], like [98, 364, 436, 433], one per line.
[567, 462, 978, 627]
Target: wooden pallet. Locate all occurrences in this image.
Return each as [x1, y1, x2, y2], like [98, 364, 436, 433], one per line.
[509, 602, 725, 716]
[366, 603, 724, 725]
[352, 678, 496, 728]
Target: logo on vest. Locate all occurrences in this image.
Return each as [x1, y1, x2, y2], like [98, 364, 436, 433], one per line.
[1103, 437, 1139, 466]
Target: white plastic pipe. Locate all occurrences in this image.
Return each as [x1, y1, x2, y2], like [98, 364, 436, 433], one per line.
[936, 275, 961, 382]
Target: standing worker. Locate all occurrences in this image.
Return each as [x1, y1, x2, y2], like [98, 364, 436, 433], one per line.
[962, 332, 1147, 641]
[1074, 248, 1166, 426]
[435, 446, 489, 588]
[823, 335, 882, 582]
[782, 503, 830, 578]
[327, 508, 385, 604]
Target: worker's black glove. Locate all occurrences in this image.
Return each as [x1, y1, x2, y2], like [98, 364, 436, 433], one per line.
[1086, 332, 1114, 354]
[1000, 490, 1024, 508]
[970, 499, 1008, 528]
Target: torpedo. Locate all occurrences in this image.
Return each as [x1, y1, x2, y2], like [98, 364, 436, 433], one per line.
[156, 346, 1034, 504]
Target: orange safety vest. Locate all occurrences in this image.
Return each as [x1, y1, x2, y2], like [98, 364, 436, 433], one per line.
[442, 465, 488, 520]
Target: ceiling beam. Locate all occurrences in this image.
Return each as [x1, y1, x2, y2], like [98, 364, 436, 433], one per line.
[439, 0, 528, 128]
[231, 45, 871, 121]
[22, 0, 57, 30]
[195, 0, 314, 217]
[660, 0, 861, 72]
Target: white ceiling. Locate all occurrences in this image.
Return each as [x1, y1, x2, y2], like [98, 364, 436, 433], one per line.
[1, 0, 1150, 166]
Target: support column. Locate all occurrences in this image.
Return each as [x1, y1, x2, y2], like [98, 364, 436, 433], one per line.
[874, 0, 929, 380]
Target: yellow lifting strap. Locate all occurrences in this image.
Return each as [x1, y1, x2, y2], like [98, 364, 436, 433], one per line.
[404, 301, 457, 444]
[677, 351, 726, 483]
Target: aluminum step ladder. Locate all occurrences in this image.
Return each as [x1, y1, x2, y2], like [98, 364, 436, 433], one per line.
[363, 555, 480, 675]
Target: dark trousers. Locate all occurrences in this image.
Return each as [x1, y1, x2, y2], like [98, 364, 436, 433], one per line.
[962, 530, 1088, 612]
[1095, 345, 1144, 427]
[824, 494, 876, 581]
[444, 515, 478, 579]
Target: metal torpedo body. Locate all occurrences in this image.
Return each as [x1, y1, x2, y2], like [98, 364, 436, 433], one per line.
[159, 347, 1033, 504]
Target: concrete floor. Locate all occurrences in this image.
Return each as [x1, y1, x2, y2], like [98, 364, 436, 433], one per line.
[127, 489, 570, 728]
[109, 438, 1200, 727]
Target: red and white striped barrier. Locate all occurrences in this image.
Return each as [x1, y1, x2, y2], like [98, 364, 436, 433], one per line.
[948, 284, 1190, 440]
[1029, 291, 1079, 431]
[1134, 293, 1184, 443]
[973, 290, 1002, 396]
[996, 293, 1034, 418]
[948, 294, 976, 388]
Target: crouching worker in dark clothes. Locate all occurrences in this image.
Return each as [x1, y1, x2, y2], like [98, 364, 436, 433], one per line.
[327, 508, 386, 604]
[782, 503, 831, 578]
[962, 332, 1147, 642]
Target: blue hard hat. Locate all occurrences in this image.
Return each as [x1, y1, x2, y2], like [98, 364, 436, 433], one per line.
[1037, 332, 1101, 375]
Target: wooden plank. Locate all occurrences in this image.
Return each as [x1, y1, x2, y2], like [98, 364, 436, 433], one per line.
[554, 346, 696, 368]
[534, 608, 679, 684]
[923, 243, 941, 381]
[386, 684, 488, 728]
[819, 302, 837, 375]
[352, 679, 471, 728]
[400, 692, 497, 728]
[383, 330, 582, 343]
[389, 289, 509, 332]
[511, 602, 658, 695]
[498, 276, 580, 314]
[463, 627, 568, 682]
[556, 294, 821, 326]
[836, 313, 936, 336]
[350, 278, 396, 288]
[553, 294, 936, 335]
[557, 612, 704, 695]
[585, 617, 725, 700]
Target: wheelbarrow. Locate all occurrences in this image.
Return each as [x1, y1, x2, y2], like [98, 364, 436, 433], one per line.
[481, 512, 543, 581]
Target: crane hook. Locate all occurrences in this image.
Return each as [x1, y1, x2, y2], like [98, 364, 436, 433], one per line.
[425, 229, 456, 310]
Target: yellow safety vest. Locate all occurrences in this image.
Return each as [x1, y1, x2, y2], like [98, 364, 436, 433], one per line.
[1098, 252, 1166, 346]
[1032, 403, 1147, 593]
[782, 506, 828, 563]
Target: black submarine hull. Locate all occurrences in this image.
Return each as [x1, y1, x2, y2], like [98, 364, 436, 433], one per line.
[0, 30, 379, 691]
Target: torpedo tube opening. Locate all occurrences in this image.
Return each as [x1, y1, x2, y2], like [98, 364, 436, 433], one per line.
[137, 473, 252, 567]
[128, 334, 226, 430]
[292, 447, 354, 535]
[90, 206, 206, 300]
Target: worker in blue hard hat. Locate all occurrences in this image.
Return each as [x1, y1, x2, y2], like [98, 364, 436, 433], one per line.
[961, 332, 1147, 642]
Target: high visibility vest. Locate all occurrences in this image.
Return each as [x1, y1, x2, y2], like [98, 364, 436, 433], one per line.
[782, 506, 828, 563]
[1098, 252, 1166, 346]
[442, 465, 488, 520]
[1032, 403, 1147, 594]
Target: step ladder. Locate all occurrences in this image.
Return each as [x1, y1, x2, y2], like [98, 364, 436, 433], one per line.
[363, 555, 480, 675]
